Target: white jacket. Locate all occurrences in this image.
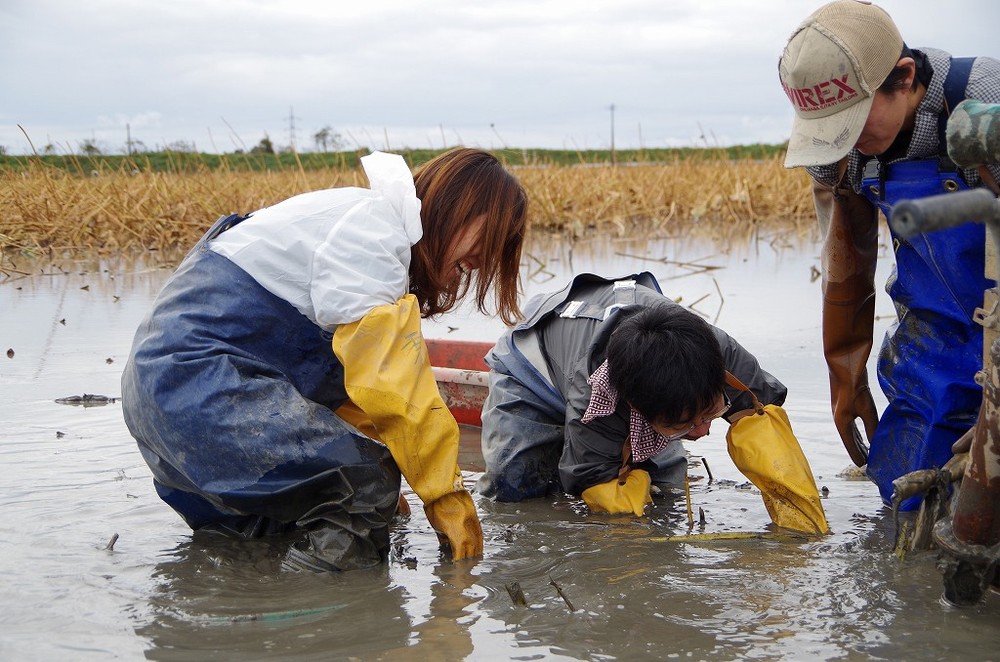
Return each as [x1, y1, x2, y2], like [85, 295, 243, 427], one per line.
[209, 151, 423, 331]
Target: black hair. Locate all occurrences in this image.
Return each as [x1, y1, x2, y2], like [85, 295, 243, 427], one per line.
[879, 44, 929, 93]
[605, 305, 725, 427]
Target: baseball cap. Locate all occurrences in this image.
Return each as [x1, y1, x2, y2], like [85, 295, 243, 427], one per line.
[778, 0, 904, 167]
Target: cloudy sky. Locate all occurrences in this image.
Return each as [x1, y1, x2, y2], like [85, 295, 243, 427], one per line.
[2, 0, 996, 155]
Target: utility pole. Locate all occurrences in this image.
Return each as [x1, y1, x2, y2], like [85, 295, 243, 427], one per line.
[609, 104, 616, 166]
[490, 123, 509, 149]
[286, 106, 301, 152]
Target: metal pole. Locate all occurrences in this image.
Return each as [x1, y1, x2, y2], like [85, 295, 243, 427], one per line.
[610, 104, 616, 167]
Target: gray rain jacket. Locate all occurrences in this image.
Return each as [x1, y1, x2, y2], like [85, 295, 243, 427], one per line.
[479, 272, 787, 502]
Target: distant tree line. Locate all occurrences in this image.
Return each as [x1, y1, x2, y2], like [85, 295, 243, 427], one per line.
[0, 141, 788, 175]
[0, 123, 349, 159]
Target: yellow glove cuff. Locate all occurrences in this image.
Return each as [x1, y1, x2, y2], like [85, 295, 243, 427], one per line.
[726, 404, 829, 534]
[581, 469, 652, 516]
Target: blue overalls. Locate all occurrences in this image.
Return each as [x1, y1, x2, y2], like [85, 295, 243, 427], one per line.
[121, 214, 401, 570]
[859, 59, 990, 508]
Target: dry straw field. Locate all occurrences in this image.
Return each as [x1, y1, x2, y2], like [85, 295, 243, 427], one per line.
[0, 153, 818, 257]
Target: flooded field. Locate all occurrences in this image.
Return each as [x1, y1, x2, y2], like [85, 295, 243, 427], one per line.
[3, 232, 1000, 660]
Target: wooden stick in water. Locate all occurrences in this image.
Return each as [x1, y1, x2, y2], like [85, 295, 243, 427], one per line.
[684, 475, 694, 527]
[549, 576, 576, 612]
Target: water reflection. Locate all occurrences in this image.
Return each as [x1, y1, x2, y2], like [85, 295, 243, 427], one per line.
[137, 535, 413, 660]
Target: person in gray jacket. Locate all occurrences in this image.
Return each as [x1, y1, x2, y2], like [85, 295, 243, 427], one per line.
[478, 272, 827, 530]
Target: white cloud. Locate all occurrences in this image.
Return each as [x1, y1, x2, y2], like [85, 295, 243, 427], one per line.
[1, 0, 997, 154]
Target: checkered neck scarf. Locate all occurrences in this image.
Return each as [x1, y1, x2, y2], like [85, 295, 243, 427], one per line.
[581, 359, 670, 463]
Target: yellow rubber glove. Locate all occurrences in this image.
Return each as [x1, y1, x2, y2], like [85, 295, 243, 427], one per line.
[726, 405, 830, 534]
[581, 468, 652, 516]
[332, 294, 483, 559]
[424, 490, 483, 559]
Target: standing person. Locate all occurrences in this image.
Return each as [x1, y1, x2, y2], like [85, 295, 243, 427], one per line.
[478, 272, 829, 534]
[122, 148, 527, 571]
[777, 0, 1000, 509]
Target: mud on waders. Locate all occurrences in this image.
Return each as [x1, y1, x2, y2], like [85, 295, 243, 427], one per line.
[860, 58, 988, 511]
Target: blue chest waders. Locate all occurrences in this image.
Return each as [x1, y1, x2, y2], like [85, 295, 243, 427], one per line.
[860, 159, 988, 509]
[121, 214, 401, 570]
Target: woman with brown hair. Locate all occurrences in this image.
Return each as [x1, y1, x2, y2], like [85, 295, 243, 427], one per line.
[121, 148, 527, 572]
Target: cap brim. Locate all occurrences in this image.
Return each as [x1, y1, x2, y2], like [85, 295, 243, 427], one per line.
[783, 94, 874, 168]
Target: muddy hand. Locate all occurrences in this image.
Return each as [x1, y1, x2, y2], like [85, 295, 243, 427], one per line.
[832, 385, 877, 467]
[834, 416, 872, 467]
[424, 490, 484, 560]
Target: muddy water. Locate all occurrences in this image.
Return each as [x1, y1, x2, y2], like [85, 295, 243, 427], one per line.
[2, 234, 999, 660]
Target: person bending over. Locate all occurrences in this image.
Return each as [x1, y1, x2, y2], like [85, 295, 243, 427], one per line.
[122, 148, 527, 571]
[777, 0, 1000, 508]
[478, 273, 828, 533]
